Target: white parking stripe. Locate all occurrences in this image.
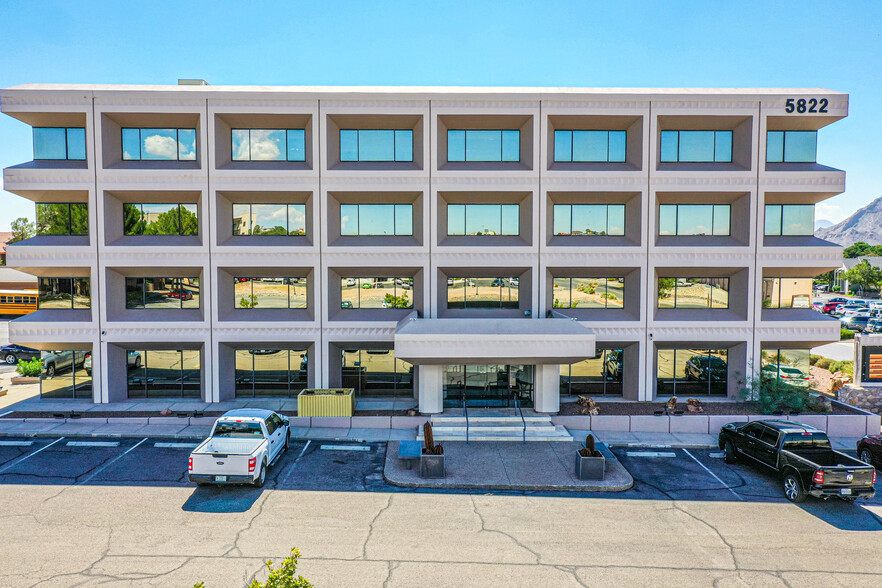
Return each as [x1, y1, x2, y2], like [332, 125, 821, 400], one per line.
[0, 411, 14, 418]
[277, 440, 311, 487]
[0, 441, 34, 447]
[683, 448, 744, 501]
[626, 451, 677, 458]
[320, 444, 370, 452]
[0, 437, 65, 474]
[79, 438, 148, 485]
[154, 442, 199, 449]
[67, 441, 120, 447]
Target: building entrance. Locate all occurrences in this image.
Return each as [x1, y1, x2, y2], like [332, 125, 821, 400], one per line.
[443, 364, 533, 408]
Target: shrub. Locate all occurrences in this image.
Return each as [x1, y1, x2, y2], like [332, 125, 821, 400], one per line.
[840, 328, 855, 340]
[16, 357, 41, 377]
[809, 354, 821, 366]
[599, 292, 618, 300]
[195, 548, 312, 588]
[829, 360, 854, 377]
[815, 357, 833, 370]
[740, 374, 812, 414]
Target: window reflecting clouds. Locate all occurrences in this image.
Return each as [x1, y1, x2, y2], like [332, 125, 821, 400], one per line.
[232, 129, 305, 161]
[232, 203, 306, 236]
[658, 204, 730, 236]
[447, 204, 518, 236]
[122, 128, 196, 161]
[553, 204, 625, 236]
[340, 204, 413, 236]
[764, 204, 813, 236]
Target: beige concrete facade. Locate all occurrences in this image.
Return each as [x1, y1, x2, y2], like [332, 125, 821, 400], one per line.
[1, 84, 847, 409]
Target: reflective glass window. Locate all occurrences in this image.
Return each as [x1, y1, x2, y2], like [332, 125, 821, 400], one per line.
[657, 277, 729, 309]
[340, 278, 413, 310]
[339, 203, 413, 236]
[766, 131, 817, 163]
[554, 131, 573, 162]
[446, 204, 519, 236]
[231, 129, 306, 162]
[657, 348, 728, 396]
[123, 203, 198, 236]
[553, 204, 625, 236]
[38, 277, 90, 310]
[658, 204, 730, 236]
[235, 349, 308, 397]
[234, 277, 308, 309]
[339, 129, 412, 162]
[561, 349, 624, 396]
[446, 277, 519, 309]
[121, 128, 197, 161]
[125, 277, 200, 310]
[341, 349, 413, 397]
[762, 277, 813, 309]
[447, 130, 520, 162]
[552, 277, 624, 309]
[761, 348, 810, 386]
[231, 203, 306, 236]
[660, 130, 733, 162]
[763, 204, 813, 236]
[126, 349, 201, 398]
[35, 203, 88, 236]
[33, 127, 86, 160]
[41, 350, 90, 399]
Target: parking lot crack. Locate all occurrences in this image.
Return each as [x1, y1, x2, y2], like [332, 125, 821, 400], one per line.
[363, 494, 393, 560]
[671, 501, 738, 571]
[554, 565, 588, 587]
[470, 495, 541, 564]
[224, 493, 272, 557]
[382, 560, 400, 588]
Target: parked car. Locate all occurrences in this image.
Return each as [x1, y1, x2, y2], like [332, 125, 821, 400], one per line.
[684, 354, 727, 382]
[491, 278, 506, 287]
[760, 363, 811, 387]
[828, 297, 848, 304]
[865, 318, 882, 333]
[340, 301, 353, 308]
[842, 308, 870, 319]
[603, 350, 623, 380]
[811, 301, 825, 312]
[857, 435, 882, 470]
[1, 343, 40, 365]
[870, 300, 882, 311]
[167, 289, 193, 300]
[822, 301, 843, 314]
[188, 409, 290, 487]
[41, 350, 86, 377]
[719, 420, 876, 503]
[833, 303, 865, 317]
[841, 316, 871, 332]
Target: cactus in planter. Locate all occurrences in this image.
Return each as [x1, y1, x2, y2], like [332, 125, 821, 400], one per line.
[578, 434, 602, 458]
[423, 422, 443, 455]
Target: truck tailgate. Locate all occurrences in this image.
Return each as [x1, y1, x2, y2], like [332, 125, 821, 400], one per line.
[821, 467, 875, 487]
[190, 438, 265, 477]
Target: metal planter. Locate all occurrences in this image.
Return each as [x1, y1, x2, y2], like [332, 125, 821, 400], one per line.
[420, 453, 445, 479]
[575, 454, 605, 481]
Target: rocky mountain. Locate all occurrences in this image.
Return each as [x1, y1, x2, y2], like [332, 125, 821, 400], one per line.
[814, 219, 833, 231]
[816, 195, 882, 245]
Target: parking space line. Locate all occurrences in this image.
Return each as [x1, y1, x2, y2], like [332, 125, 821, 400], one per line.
[67, 441, 120, 448]
[0, 437, 65, 474]
[683, 448, 744, 501]
[320, 444, 371, 452]
[277, 440, 311, 487]
[78, 438, 148, 485]
[154, 442, 199, 449]
[626, 451, 677, 458]
[0, 411, 13, 418]
[0, 441, 34, 447]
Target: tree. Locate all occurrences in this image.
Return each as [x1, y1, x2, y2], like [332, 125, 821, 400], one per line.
[843, 242, 882, 259]
[194, 547, 312, 588]
[814, 270, 835, 287]
[657, 278, 677, 300]
[8, 217, 35, 243]
[143, 206, 198, 236]
[384, 292, 410, 308]
[843, 259, 882, 293]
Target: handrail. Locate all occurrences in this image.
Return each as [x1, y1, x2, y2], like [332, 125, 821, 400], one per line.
[462, 393, 469, 444]
[513, 392, 526, 443]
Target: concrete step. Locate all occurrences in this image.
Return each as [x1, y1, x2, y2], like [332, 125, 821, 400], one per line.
[431, 416, 552, 424]
[419, 423, 573, 442]
[419, 425, 561, 433]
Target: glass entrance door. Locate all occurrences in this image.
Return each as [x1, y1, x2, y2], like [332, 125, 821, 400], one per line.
[443, 364, 533, 408]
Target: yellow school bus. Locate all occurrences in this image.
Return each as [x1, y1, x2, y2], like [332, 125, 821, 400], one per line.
[0, 289, 39, 316]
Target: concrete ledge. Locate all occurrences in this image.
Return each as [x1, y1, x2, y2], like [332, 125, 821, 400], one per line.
[147, 416, 189, 425]
[309, 417, 350, 428]
[107, 417, 149, 425]
[669, 415, 710, 434]
[550, 415, 592, 429]
[786, 415, 828, 431]
[24, 417, 63, 423]
[867, 414, 881, 435]
[287, 416, 311, 427]
[826, 414, 867, 437]
[188, 416, 218, 426]
[351, 416, 392, 429]
[390, 416, 429, 429]
[630, 415, 670, 433]
[588, 415, 630, 431]
[71, 417, 108, 425]
[708, 415, 747, 435]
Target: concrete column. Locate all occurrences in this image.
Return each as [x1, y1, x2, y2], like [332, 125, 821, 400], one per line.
[417, 364, 443, 414]
[533, 364, 560, 413]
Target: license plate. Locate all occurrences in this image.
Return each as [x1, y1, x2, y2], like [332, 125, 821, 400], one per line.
[215, 475, 227, 482]
[840, 488, 852, 495]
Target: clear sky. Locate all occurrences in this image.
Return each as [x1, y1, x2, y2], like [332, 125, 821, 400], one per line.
[1, 0, 880, 230]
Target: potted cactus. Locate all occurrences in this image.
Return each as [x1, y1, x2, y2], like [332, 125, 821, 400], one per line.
[575, 434, 605, 480]
[420, 422, 445, 479]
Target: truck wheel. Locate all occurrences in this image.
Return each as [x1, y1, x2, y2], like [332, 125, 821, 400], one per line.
[723, 441, 738, 464]
[46, 363, 56, 377]
[783, 473, 807, 503]
[253, 461, 267, 488]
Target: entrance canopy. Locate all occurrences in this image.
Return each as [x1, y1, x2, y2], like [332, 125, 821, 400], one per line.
[394, 317, 595, 365]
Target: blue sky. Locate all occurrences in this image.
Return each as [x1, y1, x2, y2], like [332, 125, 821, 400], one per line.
[1, 0, 880, 230]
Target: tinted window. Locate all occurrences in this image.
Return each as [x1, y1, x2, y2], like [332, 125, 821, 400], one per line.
[33, 128, 86, 160]
[122, 128, 196, 161]
[234, 277, 308, 309]
[340, 129, 412, 162]
[658, 204, 730, 236]
[447, 204, 518, 236]
[125, 277, 200, 310]
[124, 203, 198, 236]
[657, 278, 729, 309]
[448, 130, 519, 162]
[447, 277, 519, 309]
[553, 204, 625, 236]
[660, 130, 732, 163]
[764, 204, 813, 236]
[341, 278, 413, 309]
[232, 203, 306, 236]
[759, 428, 779, 446]
[38, 277, 90, 309]
[340, 204, 412, 236]
[782, 433, 831, 450]
[554, 130, 626, 162]
[552, 277, 624, 309]
[232, 129, 305, 161]
[213, 421, 265, 438]
[36, 203, 89, 236]
[767, 131, 817, 163]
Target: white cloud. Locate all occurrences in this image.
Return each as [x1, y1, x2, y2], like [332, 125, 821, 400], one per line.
[142, 134, 179, 159]
[248, 130, 282, 160]
[289, 207, 306, 223]
[341, 215, 351, 232]
[269, 206, 287, 220]
[815, 202, 847, 224]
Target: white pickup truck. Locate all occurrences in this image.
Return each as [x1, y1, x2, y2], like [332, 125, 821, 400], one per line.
[188, 409, 290, 487]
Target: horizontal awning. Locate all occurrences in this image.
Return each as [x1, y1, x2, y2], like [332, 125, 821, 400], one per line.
[394, 318, 595, 365]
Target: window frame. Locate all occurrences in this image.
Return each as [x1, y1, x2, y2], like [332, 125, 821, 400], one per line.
[231, 128, 306, 162]
[553, 130, 627, 163]
[447, 129, 520, 162]
[32, 127, 87, 161]
[339, 203, 413, 237]
[446, 203, 520, 236]
[657, 277, 730, 309]
[660, 130, 733, 163]
[121, 127, 197, 161]
[339, 129, 414, 163]
[658, 203, 731, 237]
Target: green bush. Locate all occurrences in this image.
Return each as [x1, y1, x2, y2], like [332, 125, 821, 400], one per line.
[828, 360, 854, 376]
[809, 354, 821, 366]
[740, 374, 812, 414]
[16, 357, 41, 377]
[815, 357, 833, 370]
[195, 548, 312, 588]
[841, 328, 855, 340]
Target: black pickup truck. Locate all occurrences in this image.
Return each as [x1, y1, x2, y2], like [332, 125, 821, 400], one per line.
[719, 420, 876, 503]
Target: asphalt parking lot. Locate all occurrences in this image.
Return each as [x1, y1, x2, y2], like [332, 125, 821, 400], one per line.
[1, 436, 879, 507]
